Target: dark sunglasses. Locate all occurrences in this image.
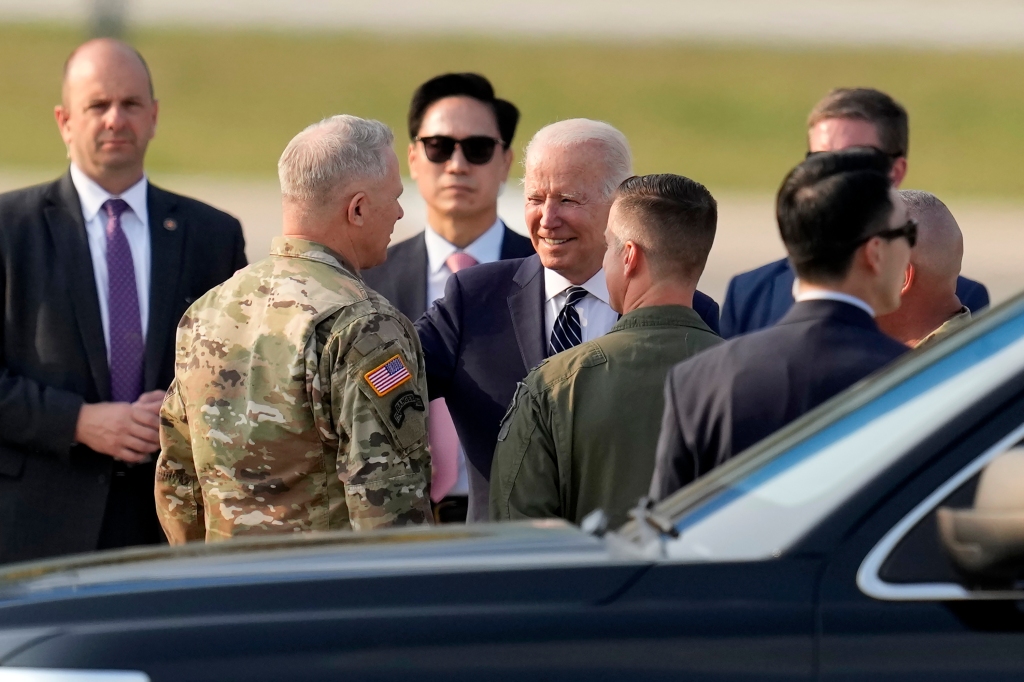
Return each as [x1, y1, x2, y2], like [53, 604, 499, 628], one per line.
[416, 135, 504, 165]
[859, 218, 918, 248]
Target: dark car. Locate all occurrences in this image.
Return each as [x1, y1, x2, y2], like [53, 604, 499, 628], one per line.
[2, 295, 1024, 681]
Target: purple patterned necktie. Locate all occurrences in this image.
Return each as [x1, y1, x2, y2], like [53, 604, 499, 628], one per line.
[103, 199, 144, 403]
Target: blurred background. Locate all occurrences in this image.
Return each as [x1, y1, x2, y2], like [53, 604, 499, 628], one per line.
[2, 0, 1023, 303]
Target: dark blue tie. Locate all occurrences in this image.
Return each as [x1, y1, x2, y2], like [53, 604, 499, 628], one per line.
[549, 286, 588, 357]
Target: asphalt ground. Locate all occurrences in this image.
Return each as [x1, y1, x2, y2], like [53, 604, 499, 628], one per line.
[3, 170, 1020, 309]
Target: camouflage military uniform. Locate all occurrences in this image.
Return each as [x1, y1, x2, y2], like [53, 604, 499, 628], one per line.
[156, 237, 432, 544]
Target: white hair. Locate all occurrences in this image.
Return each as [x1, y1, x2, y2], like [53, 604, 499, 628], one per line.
[278, 115, 394, 206]
[524, 118, 632, 197]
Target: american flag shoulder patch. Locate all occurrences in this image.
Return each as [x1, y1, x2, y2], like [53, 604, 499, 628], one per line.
[364, 354, 412, 397]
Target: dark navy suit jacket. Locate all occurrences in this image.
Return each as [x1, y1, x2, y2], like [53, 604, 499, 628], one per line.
[362, 224, 535, 320]
[416, 254, 722, 520]
[719, 257, 990, 338]
[650, 299, 908, 502]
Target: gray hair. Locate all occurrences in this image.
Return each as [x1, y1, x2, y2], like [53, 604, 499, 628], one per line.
[278, 115, 394, 206]
[524, 118, 632, 197]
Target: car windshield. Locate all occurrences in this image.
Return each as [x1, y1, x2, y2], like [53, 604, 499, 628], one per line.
[635, 292, 1024, 563]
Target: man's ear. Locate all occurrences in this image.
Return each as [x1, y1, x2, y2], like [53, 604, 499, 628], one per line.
[407, 143, 419, 181]
[500, 146, 514, 180]
[890, 157, 908, 188]
[347, 191, 368, 226]
[861, 238, 884, 276]
[901, 263, 915, 295]
[54, 105, 72, 146]
[623, 240, 641, 279]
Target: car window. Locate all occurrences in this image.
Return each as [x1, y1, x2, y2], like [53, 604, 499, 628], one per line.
[858, 433, 1024, 601]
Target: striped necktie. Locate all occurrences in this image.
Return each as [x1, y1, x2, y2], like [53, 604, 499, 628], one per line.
[549, 286, 588, 356]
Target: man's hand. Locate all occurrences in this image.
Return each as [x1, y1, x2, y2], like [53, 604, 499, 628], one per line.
[74, 390, 167, 463]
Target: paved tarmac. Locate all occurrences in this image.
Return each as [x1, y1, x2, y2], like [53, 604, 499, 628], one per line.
[3, 170, 1020, 308]
[4, 0, 1024, 49]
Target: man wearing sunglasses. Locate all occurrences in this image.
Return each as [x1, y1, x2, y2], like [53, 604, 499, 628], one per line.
[719, 88, 988, 339]
[363, 73, 533, 524]
[650, 148, 911, 502]
[876, 190, 973, 348]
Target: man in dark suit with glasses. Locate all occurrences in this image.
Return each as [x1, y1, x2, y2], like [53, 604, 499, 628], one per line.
[363, 73, 534, 523]
[650, 149, 912, 502]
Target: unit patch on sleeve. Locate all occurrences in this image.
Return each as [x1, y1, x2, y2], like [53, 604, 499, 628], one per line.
[364, 354, 412, 397]
[390, 391, 426, 428]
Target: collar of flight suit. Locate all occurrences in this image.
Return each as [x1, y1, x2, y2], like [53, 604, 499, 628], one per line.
[609, 304, 713, 335]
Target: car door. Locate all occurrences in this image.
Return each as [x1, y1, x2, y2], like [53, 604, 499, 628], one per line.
[817, 398, 1024, 681]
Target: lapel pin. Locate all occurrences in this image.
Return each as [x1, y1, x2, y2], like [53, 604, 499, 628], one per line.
[163, 218, 178, 231]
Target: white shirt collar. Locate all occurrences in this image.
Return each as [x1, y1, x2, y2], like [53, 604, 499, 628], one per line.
[544, 266, 611, 305]
[792, 277, 876, 317]
[423, 218, 505, 275]
[69, 163, 149, 225]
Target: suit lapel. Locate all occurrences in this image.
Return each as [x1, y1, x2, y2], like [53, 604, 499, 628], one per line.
[507, 255, 546, 371]
[145, 184, 185, 391]
[45, 173, 111, 400]
[404, 234, 429, 318]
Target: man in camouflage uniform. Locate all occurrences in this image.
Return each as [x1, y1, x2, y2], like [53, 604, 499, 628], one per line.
[490, 174, 721, 528]
[156, 115, 432, 543]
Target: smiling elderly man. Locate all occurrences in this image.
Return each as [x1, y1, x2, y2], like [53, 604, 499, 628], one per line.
[415, 119, 722, 521]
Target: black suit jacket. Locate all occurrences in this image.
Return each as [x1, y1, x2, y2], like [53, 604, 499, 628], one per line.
[650, 299, 908, 501]
[719, 257, 990, 338]
[362, 224, 535, 319]
[0, 171, 246, 563]
[416, 254, 722, 520]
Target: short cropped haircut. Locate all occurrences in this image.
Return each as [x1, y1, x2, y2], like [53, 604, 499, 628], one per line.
[524, 119, 632, 198]
[612, 174, 717, 281]
[807, 88, 909, 158]
[777, 148, 894, 283]
[407, 73, 520, 147]
[278, 115, 394, 206]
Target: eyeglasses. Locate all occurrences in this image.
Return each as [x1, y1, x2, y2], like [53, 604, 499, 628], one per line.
[416, 135, 504, 165]
[859, 218, 918, 248]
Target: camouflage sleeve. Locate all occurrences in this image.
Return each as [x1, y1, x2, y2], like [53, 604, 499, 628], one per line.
[155, 378, 206, 544]
[327, 313, 433, 530]
[489, 382, 562, 521]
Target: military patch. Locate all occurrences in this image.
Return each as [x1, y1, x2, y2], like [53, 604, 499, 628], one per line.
[390, 391, 425, 428]
[364, 354, 411, 397]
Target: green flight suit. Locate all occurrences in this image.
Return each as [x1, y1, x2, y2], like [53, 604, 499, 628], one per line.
[489, 305, 722, 529]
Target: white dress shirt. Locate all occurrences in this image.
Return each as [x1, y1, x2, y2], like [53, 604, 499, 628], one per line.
[544, 268, 619, 344]
[70, 163, 151, 359]
[792, 278, 875, 317]
[423, 218, 506, 497]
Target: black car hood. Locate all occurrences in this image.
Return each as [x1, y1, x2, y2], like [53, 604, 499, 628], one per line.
[0, 520, 644, 606]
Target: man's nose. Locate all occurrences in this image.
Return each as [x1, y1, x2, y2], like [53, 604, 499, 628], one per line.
[539, 200, 562, 229]
[445, 145, 471, 174]
[104, 104, 128, 128]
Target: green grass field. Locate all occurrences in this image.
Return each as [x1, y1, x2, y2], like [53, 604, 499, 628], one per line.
[3, 23, 1024, 198]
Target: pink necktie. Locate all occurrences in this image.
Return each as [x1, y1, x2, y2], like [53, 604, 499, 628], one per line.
[430, 252, 479, 501]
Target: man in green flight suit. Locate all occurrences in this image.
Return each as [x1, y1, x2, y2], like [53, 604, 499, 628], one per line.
[156, 115, 433, 543]
[489, 174, 722, 529]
